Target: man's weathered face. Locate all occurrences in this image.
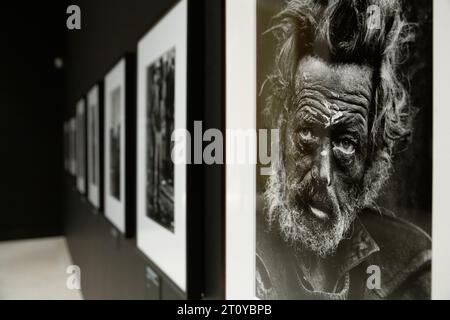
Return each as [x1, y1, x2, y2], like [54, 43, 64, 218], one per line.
[274, 56, 374, 257]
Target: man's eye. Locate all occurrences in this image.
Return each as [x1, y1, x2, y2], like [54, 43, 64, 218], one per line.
[299, 128, 314, 141]
[334, 138, 356, 154]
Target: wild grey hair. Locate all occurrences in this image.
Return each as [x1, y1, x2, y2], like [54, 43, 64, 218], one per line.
[264, 0, 415, 154]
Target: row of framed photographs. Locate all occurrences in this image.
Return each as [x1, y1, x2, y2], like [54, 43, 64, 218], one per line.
[61, 0, 450, 300]
[64, 0, 189, 293]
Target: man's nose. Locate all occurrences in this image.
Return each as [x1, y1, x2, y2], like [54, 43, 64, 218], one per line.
[317, 142, 333, 187]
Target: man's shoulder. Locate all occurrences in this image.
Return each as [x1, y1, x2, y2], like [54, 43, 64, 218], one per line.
[359, 207, 431, 251]
[359, 207, 431, 299]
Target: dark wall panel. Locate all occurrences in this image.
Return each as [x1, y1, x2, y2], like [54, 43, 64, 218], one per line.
[0, 3, 66, 241]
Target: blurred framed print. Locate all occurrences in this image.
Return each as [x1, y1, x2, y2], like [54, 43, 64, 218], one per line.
[87, 84, 102, 210]
[137, 0, 188, 292]
[226, 0, 432, 300]
[76, 98, 86, 194]
[69, 117, 77, 176]
[104, 56, 135, 235]
[64, 121, 69, 172]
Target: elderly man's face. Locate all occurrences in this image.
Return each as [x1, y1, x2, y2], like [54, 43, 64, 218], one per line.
[280, 56, 374, 256]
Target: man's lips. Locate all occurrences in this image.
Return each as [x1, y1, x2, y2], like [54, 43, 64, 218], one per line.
[309, 205, 330, 221]
[293, 190, 335, 221]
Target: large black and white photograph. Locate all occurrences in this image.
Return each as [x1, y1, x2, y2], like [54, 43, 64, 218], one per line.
[146, 48, 175, 233]
[110, 86, 122, 201]
[76, 99, 86, 194]
[137, 0, 187, 292]
[87, 85, 101, 209]
[255, 0, 432, 300]
[104, 58, 126, 234]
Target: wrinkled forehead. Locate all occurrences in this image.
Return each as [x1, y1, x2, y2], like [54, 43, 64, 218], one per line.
[295, 56, 374, 101]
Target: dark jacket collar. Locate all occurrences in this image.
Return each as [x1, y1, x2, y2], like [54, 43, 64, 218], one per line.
[290, 217, 380, 298]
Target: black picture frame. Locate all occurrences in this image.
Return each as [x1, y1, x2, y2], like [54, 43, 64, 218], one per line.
[87, 81, 105, 213]
[103, 53, 136, 238]
[136, 0, 204, 299]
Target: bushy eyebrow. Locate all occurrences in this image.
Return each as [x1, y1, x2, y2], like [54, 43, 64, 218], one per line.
[330, 115, 367, 140]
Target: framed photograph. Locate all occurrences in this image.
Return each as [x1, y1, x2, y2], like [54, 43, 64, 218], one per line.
[64, 120, 74, 173]
[226, 0, 432, 299]
[137, 0, 188, 292]
[76, 99, 86, 194]
[64, 121, 69, 172]
[87, 84, 102, 210]
[69, 117, 77, 176]
[104, 56, 135, 235]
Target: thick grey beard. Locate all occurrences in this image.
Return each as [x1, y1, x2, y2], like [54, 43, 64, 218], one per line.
[264, 149, 392, 258]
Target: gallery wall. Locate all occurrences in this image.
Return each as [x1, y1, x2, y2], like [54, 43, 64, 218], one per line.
[0, 3, 66, 241]
[63, 0, 224, 299]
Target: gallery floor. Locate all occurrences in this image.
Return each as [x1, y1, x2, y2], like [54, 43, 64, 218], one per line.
[0, 237, 82, 300]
